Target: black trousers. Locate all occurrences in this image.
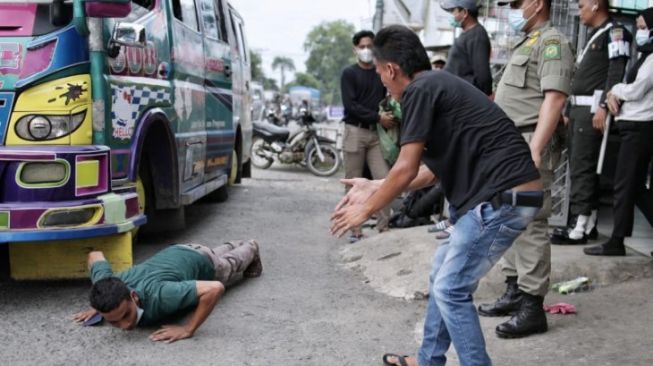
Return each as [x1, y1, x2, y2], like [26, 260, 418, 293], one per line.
[612, 121, 653, 237]
[568, 105, 602, 217]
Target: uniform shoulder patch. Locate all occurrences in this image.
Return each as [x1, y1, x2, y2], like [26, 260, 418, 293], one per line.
[608, 25, 631, 59]
[543, 39, 561, 61]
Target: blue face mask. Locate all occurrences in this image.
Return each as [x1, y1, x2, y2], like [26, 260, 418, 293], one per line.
[449, 14, 462, 28]
[507, 1, 537, 33]
[636, 29, 652, 46]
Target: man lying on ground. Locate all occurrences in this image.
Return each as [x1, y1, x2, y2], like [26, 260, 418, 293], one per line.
[73, 240, 262, 343]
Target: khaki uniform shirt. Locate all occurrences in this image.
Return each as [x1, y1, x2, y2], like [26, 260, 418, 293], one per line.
[495, 22, 574, 128]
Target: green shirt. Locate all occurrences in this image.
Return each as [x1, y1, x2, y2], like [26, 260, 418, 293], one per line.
[495, 22, 574, 127]
[91, 245, 215, 326]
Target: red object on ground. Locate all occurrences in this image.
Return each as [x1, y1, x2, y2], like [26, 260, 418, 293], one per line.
[544, 303, 577, 314]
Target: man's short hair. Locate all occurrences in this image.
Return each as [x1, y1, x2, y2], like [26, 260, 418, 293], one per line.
[90, 277, 131, 313]
[352, 30, 375, 46]
[372, 25, 431, 77]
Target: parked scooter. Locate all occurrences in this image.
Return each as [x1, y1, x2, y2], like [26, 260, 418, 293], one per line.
[251, 115, 341, 176]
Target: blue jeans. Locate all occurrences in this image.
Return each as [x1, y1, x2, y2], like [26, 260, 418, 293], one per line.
[418, 201, 539, 366]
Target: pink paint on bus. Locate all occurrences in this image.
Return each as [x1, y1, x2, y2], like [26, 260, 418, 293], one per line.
[0, 4, 37, 37]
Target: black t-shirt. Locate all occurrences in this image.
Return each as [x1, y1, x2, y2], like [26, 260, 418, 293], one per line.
[400, 71, 540, 216]
[443, 24, 493, 96]
[340, 64, 386, 127]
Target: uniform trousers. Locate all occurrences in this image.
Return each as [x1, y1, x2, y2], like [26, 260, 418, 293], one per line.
[568, 105, 602, 217]
[500, 131, 560, 297]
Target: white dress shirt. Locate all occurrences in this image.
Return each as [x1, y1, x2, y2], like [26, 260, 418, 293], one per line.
[611, 54, 653, 122]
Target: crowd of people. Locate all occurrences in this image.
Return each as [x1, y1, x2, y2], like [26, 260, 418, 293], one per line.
[334, 0, 653, 365]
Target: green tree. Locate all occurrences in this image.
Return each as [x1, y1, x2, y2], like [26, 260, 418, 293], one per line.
[250, 49, 264, 82]
[304, 20, 356, 105]
[262, 77, 279, 91]
[271, 56, 295, 91]
[285, 72, 321, 92]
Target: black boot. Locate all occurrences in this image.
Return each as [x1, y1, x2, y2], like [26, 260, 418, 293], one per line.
[583, 236, 626, 256]
[495, 292, 548, 338]
[478, 277, 522, 317]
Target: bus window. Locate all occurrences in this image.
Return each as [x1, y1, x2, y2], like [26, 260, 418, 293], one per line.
[229, 12, 239, 54]
[199, 0, 219, 39]
[237, 22, 248, 62]
[172, 0, 199, 31]
[214, 0, 229, 43]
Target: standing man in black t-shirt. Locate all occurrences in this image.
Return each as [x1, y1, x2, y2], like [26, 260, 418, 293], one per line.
[331, 25, 543, 366]
[441, 0, 493, 95]
[340, 30, 395, 241]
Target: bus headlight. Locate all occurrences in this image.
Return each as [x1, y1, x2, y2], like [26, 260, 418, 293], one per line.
[15, 110, 86, 141]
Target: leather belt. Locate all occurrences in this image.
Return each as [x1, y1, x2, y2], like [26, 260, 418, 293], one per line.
[570, 95, 594, 107]
[490, 190, 544, 210]
[346, 122, 376, 130]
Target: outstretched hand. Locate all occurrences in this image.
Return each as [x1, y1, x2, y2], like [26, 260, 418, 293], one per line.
[72, 308, 99, 323]
[331, 178, 380, 237]
[334, 178, 378, 211]
[149, 325, 193, 343]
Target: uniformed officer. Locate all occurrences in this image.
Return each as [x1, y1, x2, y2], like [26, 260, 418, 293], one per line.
[478, 0, 574, 338]
[551, 0, 631, 245]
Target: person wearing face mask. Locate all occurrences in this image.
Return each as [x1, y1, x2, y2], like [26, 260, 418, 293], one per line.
[584, 7, 653, 256]
[478, 0, 574, 339]
[72, 240, 262, 343]
[551, 0, 631, 246]
[441, 0, 493, 95]
[340, 30, 394, 242]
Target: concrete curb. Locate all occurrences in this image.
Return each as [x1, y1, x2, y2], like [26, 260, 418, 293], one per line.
[340, 226, 653, 301]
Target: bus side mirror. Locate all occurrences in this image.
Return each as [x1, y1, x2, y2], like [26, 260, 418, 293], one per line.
[107, 22, 145, 58]
[85, 0, 131, 18]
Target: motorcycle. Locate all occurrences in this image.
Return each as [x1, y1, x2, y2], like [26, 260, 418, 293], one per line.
[250, 109, 341, 177]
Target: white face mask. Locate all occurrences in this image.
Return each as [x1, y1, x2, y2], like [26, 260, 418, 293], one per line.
[507, 0, 537, 33]
[357, 48, 373, 64]
[636, 29, 652, 46]
[136, 306, 144, 324]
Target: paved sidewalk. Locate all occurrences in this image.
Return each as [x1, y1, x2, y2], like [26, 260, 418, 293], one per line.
[340, 209, 653, 301]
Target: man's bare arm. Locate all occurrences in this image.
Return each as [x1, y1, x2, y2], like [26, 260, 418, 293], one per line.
[149, 281, 225, 343]
[530, 90, 567, 168]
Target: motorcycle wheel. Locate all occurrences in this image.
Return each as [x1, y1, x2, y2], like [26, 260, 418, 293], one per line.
[305, 142, 341, 177]
[250, 137, 274, 169]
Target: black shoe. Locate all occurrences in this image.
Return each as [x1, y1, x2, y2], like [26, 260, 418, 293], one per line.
[550, 226, 588, 245]
[583, 237, 626, 256]
[478, 277, 522, 317]
[586, 226, 599, 240]
[495, 293, 548, 338]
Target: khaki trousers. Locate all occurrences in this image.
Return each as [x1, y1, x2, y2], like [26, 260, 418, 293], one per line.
[500, 131, 560, 297]
[343, 124, 391, 231]
[180, 240, 258, 283]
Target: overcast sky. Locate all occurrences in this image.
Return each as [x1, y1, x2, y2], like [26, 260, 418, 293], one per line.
[230, 0, 375, 84]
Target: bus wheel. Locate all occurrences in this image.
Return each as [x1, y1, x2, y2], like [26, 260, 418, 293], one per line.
[138, 156, 185, 234]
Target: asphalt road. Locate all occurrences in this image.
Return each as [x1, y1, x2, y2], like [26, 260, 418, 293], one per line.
[0, 165, 423, 365]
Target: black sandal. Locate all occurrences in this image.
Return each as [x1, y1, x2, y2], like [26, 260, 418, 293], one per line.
[382, 353, 409, 366]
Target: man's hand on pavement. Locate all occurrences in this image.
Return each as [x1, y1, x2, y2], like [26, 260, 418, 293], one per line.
[592, 107, 608, 132]
[379, 111, 396, 129]
[72, 308, 99, 323]
[149, 325, 193, 343]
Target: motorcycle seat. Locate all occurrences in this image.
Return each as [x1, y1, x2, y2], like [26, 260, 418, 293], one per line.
[254, 121, 290, 141]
